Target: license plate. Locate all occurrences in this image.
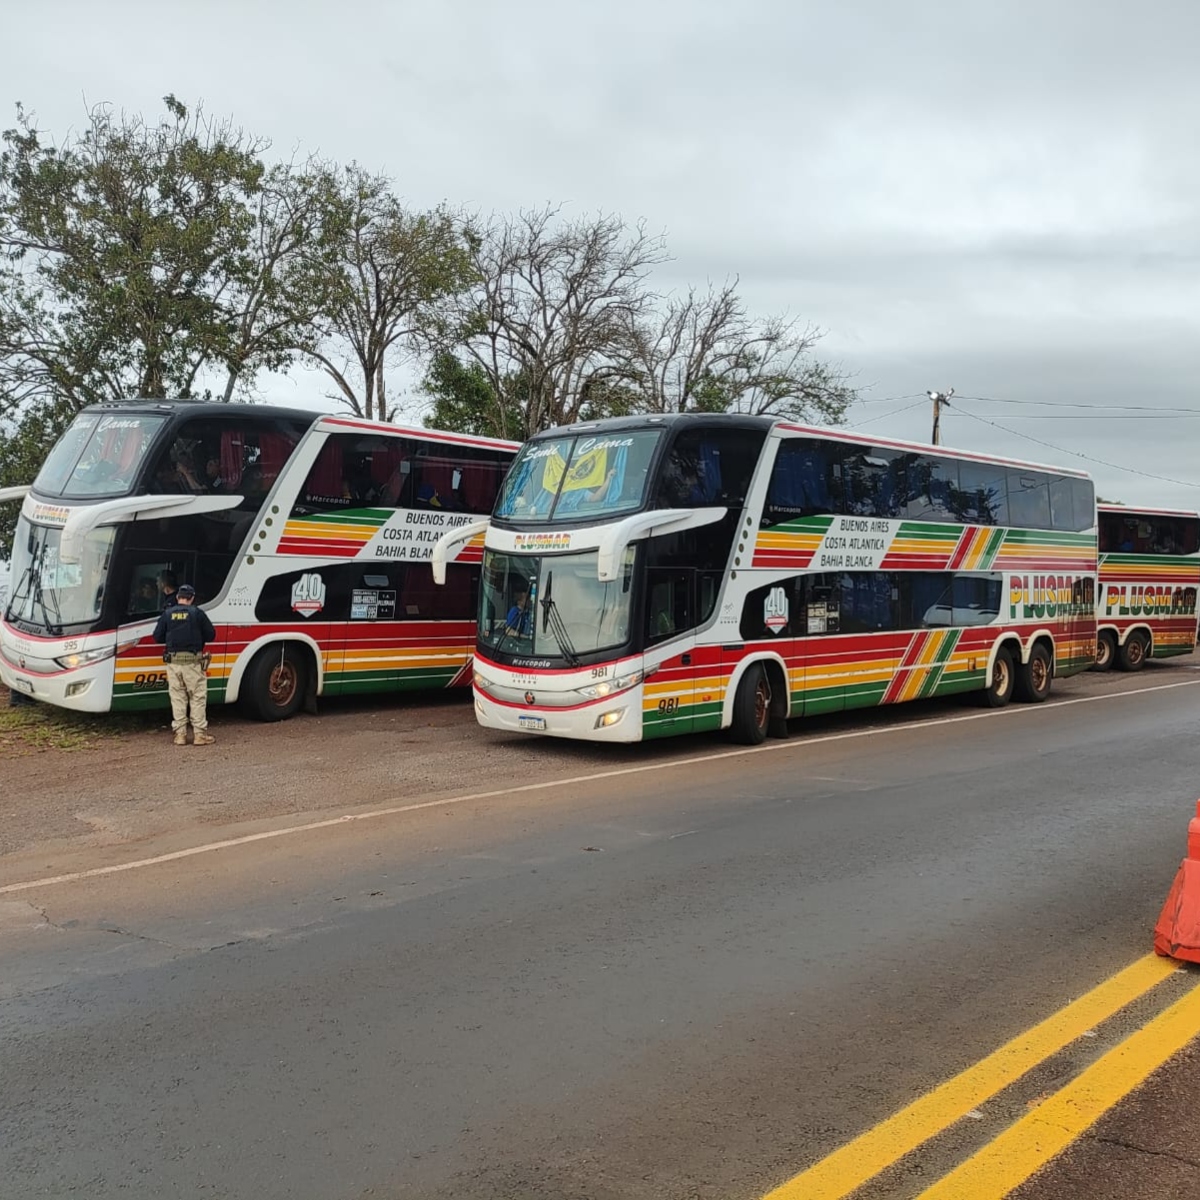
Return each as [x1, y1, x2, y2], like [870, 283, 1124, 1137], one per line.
[517, 715, 547, 731]
[13, 677, 34, 694]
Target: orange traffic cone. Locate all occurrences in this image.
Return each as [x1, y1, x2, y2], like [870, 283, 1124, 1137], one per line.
[1153, 800, 1200, 964]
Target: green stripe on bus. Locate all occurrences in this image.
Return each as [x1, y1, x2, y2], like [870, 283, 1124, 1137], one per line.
[766, 515, 835, 534]
[298, 508, 391, 526]
[896, 522, 962, 539]
[1153, 644, 1195, 658]
[981, 527, 1006, 567]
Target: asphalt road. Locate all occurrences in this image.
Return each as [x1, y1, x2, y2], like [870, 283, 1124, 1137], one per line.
[3, 673, 1200, 1199]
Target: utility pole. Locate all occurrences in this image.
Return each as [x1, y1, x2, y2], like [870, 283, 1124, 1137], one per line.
[927, 388, 954, 445]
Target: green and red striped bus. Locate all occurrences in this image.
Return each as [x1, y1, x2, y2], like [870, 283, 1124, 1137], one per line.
[1093, 503, 1200, 671]
[1, 401, 517, 719]
[434, 415, 1097, 743]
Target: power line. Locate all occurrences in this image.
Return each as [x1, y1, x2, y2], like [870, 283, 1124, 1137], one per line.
[956, 393, 1200, 415]
[953, 407, 1200, 490]
[970, 412, 1200, 420]
[846, 398, 927, 428]
[848, 392, 928, 406]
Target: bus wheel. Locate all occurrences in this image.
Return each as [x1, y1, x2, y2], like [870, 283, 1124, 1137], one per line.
[241, 645, 307, 722]
[1093, 631, 1115, 672]
[1118, 631, 1149, 672]
[982, 647, 1015, 708]
[1016, 644, 1053, 703]
[729, 665, 771, 745]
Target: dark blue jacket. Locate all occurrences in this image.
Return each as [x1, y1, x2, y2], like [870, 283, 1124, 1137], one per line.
[153, 604, 216, 654]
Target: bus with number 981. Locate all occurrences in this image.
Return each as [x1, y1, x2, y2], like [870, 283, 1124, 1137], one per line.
[1, 399, 518, 719]
[433, 413, 1098, 744]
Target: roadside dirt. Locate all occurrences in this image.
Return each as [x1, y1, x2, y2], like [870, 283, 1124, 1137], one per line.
[3, 662, 1196, 874]
[0, 686, 643, 864]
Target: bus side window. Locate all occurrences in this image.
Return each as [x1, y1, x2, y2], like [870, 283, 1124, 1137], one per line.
[765, 440, 834, 524]
[645, 568, 693, 644]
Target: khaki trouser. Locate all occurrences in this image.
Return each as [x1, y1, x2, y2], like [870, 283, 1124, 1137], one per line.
[167, 658, 208, 733]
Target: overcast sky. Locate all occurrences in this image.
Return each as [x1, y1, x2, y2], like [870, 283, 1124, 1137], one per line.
[6, 0, 1200, 506]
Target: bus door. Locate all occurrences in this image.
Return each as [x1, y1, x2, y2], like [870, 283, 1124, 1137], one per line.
[333, 561, 405, 697]
[643, 567, 696, 736]
[114, 550, 196, 704]
[799, 573, 901, 715]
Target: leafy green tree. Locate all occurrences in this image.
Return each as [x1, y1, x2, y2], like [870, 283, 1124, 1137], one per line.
[421, 350, 513, 438]
[0, 96, 335, 415]
[0, 96, 259, 405]
[0, 396, 74, 553]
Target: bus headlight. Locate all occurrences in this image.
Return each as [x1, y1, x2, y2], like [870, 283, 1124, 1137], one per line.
[55, 646, 117, 670]
[594, 708, 627, 729]
[577, 669, 643, 700]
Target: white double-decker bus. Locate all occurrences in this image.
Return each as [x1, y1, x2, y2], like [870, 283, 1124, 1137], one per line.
[2, 400, 517, 719]
[434, 413, 1098, 743]
[1093, 503, 1200, 671]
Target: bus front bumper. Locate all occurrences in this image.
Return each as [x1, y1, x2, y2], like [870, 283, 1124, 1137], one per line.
[0, 623, 120, 713]
[472, 683, 645, 743]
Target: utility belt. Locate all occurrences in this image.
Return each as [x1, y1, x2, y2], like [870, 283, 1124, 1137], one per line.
[164, 650, 211, 671]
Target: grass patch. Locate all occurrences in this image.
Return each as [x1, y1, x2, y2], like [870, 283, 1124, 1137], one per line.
[0, 687, 159, 754]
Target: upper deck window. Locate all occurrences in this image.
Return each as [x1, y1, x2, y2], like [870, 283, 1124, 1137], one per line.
[495, 430, 663, 522]
[34, 412, 167, 499]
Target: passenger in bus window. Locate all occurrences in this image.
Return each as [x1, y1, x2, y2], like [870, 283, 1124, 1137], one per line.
[202, 455, 226, 491]
[128, 576, 158, 614]
[343, 454, 380, 504]
[417, 482, 444, 508]
[158, 570, 179, 609]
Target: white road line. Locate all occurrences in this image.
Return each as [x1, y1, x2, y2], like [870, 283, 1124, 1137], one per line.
[3, 678, 1198, 896]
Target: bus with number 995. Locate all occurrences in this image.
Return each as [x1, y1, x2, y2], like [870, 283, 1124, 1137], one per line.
[1, 399, 518, 719]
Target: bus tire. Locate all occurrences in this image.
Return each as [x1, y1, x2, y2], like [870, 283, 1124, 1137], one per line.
[1015, 643, 1053, 703]
[729, 665, 771, 745]
[1093, 631, 1116, 672]
[1118, 630, 1149, 672]
[240, 644, 307, 722]
[982, 647, 1015, 708]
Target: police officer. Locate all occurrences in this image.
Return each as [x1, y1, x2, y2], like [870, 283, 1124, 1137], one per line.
[152, 584, 217, 746]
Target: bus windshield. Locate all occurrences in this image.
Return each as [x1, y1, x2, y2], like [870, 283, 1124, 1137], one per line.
[480, 550, 635, 662]
[494, 430, 662, 522]
[6, 515, 116, 630]
[34, 412, 168, 499]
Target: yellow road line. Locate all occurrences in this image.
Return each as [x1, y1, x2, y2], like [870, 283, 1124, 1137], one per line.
[915, 975, 1200, 1199]
[762, 953, 1178, 1200]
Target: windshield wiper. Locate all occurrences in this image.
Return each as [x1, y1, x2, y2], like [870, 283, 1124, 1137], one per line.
[540, 571, 581, 667]
[6, 562, 35, 622]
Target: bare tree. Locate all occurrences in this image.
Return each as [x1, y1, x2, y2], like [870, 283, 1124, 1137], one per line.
[453, 207, 669, 437]
[306, 166, 473, 422]
[623, 281, 854, 423]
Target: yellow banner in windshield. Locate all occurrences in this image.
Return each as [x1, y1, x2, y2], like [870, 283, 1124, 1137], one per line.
[543, 446, 607, 494]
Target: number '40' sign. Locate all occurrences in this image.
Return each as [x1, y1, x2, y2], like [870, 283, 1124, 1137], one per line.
[763, 586, 789, 634]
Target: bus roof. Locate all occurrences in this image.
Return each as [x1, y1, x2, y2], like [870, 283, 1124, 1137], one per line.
[317, 415, 522, 453]
[533, 412, 777, 439]
[777, 421, 1093, 480]
[80, 398, 319, 425]
[526, 411, 1092, 480]
[1097, 503, 1200, 519]
[76, 400, 522, 453]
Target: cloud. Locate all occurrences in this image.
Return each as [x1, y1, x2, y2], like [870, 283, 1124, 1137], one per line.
[3, 0, 1198, 507]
